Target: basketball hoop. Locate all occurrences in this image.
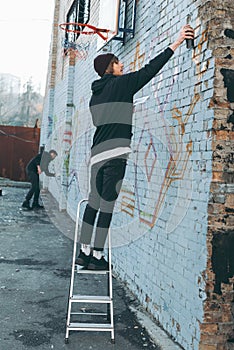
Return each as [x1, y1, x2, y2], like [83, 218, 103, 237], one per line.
[59, 22, 111, 60]
[59, 22, 111, 41]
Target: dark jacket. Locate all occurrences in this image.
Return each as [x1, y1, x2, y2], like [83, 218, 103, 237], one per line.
[26, 154, 42, 174]
[89, 47, 174, 159]
[26, 151, 55, 177]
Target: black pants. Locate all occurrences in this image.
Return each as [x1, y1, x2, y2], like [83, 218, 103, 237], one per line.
[79, 157, 127, 251]
[25, 171, 40, 205]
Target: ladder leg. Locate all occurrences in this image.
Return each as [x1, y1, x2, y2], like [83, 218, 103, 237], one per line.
[108, 228, 115, 342]
[65, 199, 88, 342]
[106, 245, 110, 322]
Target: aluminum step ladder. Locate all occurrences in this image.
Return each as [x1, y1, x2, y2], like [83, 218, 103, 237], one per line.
[65, 199, 115, 344]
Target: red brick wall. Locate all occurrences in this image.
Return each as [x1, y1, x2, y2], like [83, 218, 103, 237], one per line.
[199, 1, 234, 349]
[0, 125, 40, 181]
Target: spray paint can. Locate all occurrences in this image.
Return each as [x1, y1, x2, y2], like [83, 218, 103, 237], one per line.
[186, 14, 194, 49]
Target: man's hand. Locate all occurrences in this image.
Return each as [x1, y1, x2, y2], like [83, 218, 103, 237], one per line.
[37, 165, 42, 175]
[169, 25, 194, 52]
[177, 24, 194, 45]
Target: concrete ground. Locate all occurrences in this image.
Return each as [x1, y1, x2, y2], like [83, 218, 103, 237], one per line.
[0, 178, 182, 350]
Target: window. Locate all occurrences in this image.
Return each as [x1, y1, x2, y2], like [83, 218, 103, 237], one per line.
[66, 0, 91, 43]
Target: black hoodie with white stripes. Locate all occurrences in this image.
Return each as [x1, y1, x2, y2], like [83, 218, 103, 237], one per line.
[89, 47, 174, 165]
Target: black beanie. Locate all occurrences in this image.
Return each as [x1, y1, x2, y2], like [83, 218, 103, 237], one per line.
[94, 53, 115, 77]
[49, 149, 58, 156]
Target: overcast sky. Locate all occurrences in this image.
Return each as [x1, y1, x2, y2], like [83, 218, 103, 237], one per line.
[0, 0, 55, 95]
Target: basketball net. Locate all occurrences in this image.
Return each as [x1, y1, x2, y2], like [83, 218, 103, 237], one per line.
[62, 37, 92, 60]
[60, 22, 110, 61]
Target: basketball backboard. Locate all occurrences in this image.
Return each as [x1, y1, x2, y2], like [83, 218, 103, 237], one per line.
[96, 0, 121, 51]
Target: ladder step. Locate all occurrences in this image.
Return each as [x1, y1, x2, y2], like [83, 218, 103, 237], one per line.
[68, 322, 113, 331]
[71, 312, 107, 316]
[76, 268, 109, 275]
[71, 295, 112, 303]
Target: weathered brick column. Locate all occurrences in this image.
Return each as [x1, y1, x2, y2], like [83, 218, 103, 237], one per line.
[199, 1, 234, 349]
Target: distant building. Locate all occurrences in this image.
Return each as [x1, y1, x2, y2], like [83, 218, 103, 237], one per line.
[0, 74, 43, 127]
[0, 73, 21, 123]
[0, 73, 21, 95]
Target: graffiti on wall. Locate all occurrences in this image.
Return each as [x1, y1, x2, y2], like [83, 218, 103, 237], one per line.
[117, 30, 206, 231]
[128, 96, 200, 230]
[129, 41, 146, 72]
[193, 28, 209, 88]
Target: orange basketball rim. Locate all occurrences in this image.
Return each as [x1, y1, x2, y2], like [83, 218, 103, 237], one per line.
[59, 22, 111, 41]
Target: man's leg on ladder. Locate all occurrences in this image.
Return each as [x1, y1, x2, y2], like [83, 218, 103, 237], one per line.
[76, 162, 102, 267]
[88, 158, 127, 270]
[76, 204, 98, 267]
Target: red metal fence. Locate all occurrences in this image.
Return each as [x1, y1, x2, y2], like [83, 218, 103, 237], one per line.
[0, 125, 40, 181]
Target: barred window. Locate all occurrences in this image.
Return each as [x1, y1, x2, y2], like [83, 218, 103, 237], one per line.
[66, 0, 91, 43]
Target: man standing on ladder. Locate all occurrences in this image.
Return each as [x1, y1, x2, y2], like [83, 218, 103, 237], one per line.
[76, 25, 194, 270]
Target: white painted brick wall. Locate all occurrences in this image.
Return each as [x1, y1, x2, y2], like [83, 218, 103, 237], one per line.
[40, 0, 216, 349]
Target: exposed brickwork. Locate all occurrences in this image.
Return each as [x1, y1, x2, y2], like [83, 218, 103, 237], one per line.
[49, 0, 60, 89]
[199, 1, 234, 349]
